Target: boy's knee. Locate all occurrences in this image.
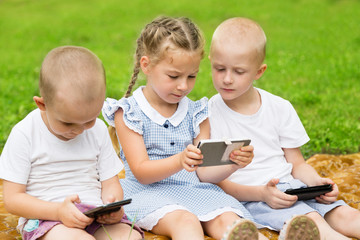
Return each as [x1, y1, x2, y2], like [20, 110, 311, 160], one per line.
[306, 210, 327, 225]
[127, 231, 143, 240]
[82, 235, 96, 240]
[70, 232, 96, 240]
[326, 205, 360, 222]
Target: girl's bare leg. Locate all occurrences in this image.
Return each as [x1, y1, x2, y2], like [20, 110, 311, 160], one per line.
[151, 210, 204, 240]
[202, 211, 267, 240]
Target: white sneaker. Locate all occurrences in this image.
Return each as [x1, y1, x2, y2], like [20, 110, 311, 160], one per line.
[279, 215, 320, 240]
[221, 219, 258, 240]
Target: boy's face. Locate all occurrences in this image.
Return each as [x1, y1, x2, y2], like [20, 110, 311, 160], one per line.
[210, 39, 265, 102]
[35, 83, 105, 141]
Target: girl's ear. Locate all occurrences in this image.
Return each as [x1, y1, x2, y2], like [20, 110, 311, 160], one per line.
[140, 56, 151, 74]
[254, 64, 267, 80]
[33, 96, 46, 111]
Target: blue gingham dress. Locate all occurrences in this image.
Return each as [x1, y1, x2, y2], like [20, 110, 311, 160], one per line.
[102, 87, 253, 230]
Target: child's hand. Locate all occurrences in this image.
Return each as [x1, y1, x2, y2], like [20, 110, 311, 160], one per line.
[96, 196, 125, 225]
[180, 144, 203, 172]
[314, 178, 338, 204]
[263, 179, 297, 209]
[229, 145, 254, 168]
[58, 195, 93, 229]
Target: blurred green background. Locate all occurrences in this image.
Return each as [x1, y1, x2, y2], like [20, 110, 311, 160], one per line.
[0, 0, 359, 158]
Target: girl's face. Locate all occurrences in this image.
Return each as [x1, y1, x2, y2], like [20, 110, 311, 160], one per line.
[141, 49, 202, 105]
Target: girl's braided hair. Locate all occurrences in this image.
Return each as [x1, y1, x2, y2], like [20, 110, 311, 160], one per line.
[109, 16, 204, 154]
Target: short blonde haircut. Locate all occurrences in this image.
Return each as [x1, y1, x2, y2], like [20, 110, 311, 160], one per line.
[39, 46, 106, 106]
[211, 17, 267, 65]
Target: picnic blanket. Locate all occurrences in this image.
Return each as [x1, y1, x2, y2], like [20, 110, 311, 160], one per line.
[1, 153, 360, 240]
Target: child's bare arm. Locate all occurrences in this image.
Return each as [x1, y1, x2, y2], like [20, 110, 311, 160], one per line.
[217, 179, 263, 201]
[115, 109, 199, 184]
[3, 180, 92, 228]
[217, 178, 297, 208]
[284, 147, 325, 186]
[192, 118, 210, 147]
[284, 147, 339, 203]
[196, 163, 241, 183]
[100, 175, 124, 203]
[96, 175, 125, 224]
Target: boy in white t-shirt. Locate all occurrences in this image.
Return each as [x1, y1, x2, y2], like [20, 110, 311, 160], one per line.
[0, 46, 143, 240]
[208, 17, 360, 240]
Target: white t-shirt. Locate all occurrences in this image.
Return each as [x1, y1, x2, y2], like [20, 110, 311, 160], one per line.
[0, 109, 123, 206]
[209, 88, 310, 186]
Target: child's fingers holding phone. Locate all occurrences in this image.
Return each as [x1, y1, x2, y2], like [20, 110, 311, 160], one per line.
[181, 144, 203, 171]
[230, 145, 254, 168]
[313, 178, 338, 204]
[240, 145, 254, 156]
[59, 195, 93, 229]
[96, 207, 125, 224]
[263, 179, 297, 209]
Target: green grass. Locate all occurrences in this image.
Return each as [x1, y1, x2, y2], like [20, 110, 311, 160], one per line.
[0, 0, 359, 158]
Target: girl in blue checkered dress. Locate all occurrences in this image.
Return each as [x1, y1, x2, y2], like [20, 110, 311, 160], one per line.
[102, 17, 268, 240]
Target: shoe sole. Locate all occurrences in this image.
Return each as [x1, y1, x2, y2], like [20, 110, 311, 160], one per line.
[284, 215, 320, 240]
[222, 219, 258, 240]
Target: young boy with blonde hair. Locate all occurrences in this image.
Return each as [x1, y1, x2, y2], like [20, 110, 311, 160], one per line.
[0, 46, 143, 240]
[208, 17, 360, 240]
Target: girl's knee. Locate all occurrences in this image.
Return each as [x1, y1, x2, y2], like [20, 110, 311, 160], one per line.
[215, 212, 240, 225]
[152, 210, 203, 237]
[156, 209, 201, 228]
[174, 210, 200, 225]
[206, 211, 241, 230]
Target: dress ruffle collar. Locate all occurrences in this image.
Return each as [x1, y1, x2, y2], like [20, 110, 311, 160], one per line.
[133, 86, 188, 127]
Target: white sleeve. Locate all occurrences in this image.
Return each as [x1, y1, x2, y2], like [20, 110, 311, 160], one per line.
[279, 101, 310, 148]
[0, 125, 31, 184]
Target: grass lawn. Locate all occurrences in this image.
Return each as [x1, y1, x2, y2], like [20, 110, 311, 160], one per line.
[0, 0, 359, 158]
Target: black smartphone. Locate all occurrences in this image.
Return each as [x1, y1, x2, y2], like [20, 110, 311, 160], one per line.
[284, 184, 332, 201]
[84, 199, 132, 218]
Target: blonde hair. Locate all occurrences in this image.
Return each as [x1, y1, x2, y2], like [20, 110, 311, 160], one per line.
[40, 46, 105, 106]
[109, 16, 205, 154]
[211, 17, 267, 65]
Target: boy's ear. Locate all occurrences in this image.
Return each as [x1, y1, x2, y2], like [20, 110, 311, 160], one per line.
[33, 96, 46, 111]
[254, 64, 267, 80]
[140, 56, 151, 74]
